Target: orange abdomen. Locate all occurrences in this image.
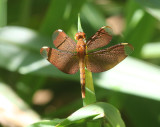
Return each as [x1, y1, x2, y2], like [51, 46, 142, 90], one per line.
[76, 38, 86, 98]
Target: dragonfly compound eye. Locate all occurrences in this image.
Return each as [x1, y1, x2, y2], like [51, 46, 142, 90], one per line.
[75, 32, 86, 40]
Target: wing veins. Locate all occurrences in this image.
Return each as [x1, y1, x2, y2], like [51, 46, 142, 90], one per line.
[46, 48, 79, 74]
[56, 36, 68, 49]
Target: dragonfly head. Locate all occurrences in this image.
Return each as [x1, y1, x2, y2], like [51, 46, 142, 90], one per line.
[75, 32, 86, 40]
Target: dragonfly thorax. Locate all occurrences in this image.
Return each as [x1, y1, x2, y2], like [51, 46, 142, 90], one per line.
[75, 32, 86, 40]
[76, 38, 86, 59]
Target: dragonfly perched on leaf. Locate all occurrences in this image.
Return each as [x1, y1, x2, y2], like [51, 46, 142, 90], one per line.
[40, 26, 134, 98]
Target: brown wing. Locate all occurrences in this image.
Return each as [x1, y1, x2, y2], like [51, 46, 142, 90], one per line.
[53, 29, 76, 52]
[86, 26, 112, 51]
[85, 43, 134, 73]
[40, 46, 79, 74]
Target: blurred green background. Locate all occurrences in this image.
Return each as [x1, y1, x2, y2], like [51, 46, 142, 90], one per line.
[0, 0, 160, 127]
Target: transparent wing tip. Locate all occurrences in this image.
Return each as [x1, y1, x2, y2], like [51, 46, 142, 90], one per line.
[52, 29, 63, 41]
[101, 26, 113, 36]
[121, 43, 134, 55]
[40, 46, 49, 59]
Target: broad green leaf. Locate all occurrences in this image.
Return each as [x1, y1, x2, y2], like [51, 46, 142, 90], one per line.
[95, 57, 160, 101]
[81, 2, 106, 38]
[28, 119, 64, 127]
[40, 0, 86, 35]
[125, 0, 156, 57]
[141, 42, 160, 58]
[0, 82, 40, 126]
[0, 0, 7, 27]
[56, 102, 125, 127]
[19, 0, 32, 26]
[124, 95, 160, 127]
[134, 0, 160, 21]
[83, 69, 96, 106]
[0, 26, 79, 80]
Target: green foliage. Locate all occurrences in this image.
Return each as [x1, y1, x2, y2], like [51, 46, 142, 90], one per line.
[29, 102, 125, 127]
[83, 69, 96, 106]
[0, 0, 7, 27]
[0, 0, 160, 127]
[40, 0, 86, 35]
[28, 119, 63, 127]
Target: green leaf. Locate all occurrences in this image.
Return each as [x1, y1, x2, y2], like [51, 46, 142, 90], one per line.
[0, 26, 79, 80]
[134, 0, 160, 21]
[95, 57, 160, 101]
[28, 119, 64, 127]
[141, 42, 160, 59]
[78, 14, 83, 33]
[81, 2, 106, 38]
[56, 102, 125, 127]
[0, 82, 40, 126]
[125, 0, 156, 57]
[40, 0, 86, 35]
[83, 69, 96, 106]
[19, 0, 32, 26]
[124, 95, 160, 127]
[0, 0, 7, 27]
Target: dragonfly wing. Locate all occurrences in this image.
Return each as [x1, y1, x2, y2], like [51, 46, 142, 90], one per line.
[40, 46, 79, 74]
[85, 43, 134, 73]
[53, 29, 76, 52]
[86, 26, 112, 51]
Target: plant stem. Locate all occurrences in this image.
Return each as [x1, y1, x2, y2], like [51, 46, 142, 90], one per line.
[83, 69, 96, 106]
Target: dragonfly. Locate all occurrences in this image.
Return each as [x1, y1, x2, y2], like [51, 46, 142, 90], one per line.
[40, 26, 134, 98]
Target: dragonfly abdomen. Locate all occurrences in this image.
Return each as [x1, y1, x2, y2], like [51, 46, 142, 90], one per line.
[79, 57, 85, 98]
[75, 35, 86, 98]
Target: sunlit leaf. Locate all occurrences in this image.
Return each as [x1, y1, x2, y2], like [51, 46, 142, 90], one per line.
[28, 119, 64, 127]
[141, 42, 160, 58]
[125, 0, 156, 57]
[28, 103, 125, 127]
[56, 102, 125, 127]
[40, 0, 86, 35]
[0, 26, 79, 80]
[0, 82, 40, 126]
[95, 57, 160, 101]
[134, 0, 160, 21]
[81, 2, 106, 38]
[0, 0, 7, 27]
